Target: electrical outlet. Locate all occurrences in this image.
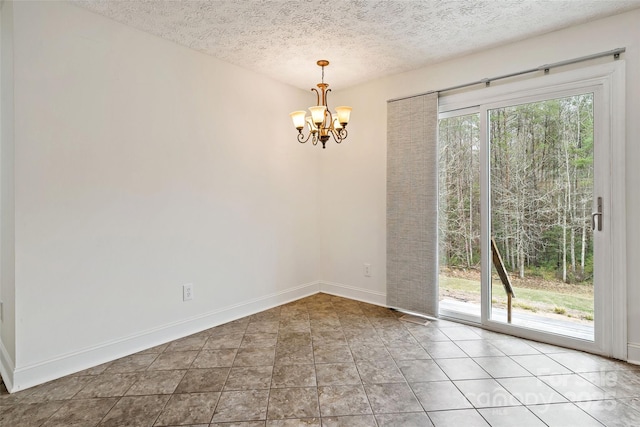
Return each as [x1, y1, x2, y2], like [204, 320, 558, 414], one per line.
[364, 263, 372, 277]
[183, 284, 193, 301]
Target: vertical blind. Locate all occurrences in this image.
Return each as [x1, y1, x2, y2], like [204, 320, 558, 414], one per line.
[386, 93, 439, 317]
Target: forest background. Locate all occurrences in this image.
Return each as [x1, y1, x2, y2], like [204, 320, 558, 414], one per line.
[438, 93, 595, 323]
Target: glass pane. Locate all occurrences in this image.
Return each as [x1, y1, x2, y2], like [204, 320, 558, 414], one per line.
[488, 94, 595, 341]
[438, 113, 481, 318]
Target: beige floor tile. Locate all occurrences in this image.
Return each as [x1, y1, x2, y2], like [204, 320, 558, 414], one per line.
[125, 369, 186, 396]
[411, 381, 474, 411]
[99, 394, 170, 427]
[155, 392, 219, 426]
[212, 390, 269, 423]
[427, 408, 490, 427]
[41, 398, 118, 427]
[528, 402, 604, 426]
[267, 387, 320, 419]
[271, 364, 316, 388]
[318, 385, 372, 417]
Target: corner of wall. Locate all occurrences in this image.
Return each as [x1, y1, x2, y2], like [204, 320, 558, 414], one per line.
[628, 343, 640, 365]
[0, 0, 16, 389]
[318, 280, 386, 307]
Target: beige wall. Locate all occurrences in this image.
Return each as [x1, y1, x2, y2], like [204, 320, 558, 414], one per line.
[0, 0, 16, 379]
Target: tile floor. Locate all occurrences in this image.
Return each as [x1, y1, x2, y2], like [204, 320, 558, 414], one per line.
[1, 293, 640, 426]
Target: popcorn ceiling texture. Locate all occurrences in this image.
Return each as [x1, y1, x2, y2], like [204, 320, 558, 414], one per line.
[74, 0, 640, 90]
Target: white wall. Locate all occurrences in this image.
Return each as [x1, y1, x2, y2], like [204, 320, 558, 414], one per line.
[2, 1, 319, 391]
[0, 0, 16, 385]
[320, 9, 640, 361]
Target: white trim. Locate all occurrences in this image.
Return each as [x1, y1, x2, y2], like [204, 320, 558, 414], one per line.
[8, 281, 320, 393]
[608, 62, 627, 360]
[439, 308, 480, 325]
[439, 62, 626, 113]
[628, 343, 640, 365]
[0, 339, 14, 392]
[318, 281, 387, 307]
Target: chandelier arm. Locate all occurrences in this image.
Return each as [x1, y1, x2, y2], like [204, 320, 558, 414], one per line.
[329, 127, 348, 144]
[311, 88, 320, 107]
[331, 130, 342, 144]
[297, 130, 315, 144]
[325, 109, 334, 129]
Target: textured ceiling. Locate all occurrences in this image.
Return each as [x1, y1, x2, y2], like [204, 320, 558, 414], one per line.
[74, 0, 640, 90]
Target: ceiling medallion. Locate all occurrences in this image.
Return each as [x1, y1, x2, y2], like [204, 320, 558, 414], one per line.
[289, 60, 352, 149]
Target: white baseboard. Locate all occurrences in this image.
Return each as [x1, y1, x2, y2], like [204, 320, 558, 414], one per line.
[9, 281, 320, 393]
[628, 342, 640, 365]
[319, 281, 387, 307]
[0, 340, 15, 392]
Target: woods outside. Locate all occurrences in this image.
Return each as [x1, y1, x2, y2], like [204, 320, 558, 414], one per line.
[438, 93, 595, 325]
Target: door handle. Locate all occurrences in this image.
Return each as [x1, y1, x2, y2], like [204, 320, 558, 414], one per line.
[592, 196, 603, 231]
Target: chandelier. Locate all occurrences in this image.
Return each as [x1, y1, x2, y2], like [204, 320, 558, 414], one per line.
[289, 60, 352, 149]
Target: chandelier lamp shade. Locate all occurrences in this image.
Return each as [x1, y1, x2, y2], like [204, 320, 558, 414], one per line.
[289, 60, 352, 149]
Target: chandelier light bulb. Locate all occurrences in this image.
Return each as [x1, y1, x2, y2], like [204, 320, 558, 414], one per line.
[289, 111, 306, 130]
[309, 106, 327, 126]
[335, 106, 352, 126]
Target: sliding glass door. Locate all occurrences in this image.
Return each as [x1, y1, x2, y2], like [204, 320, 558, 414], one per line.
[487, 93, 596, 341]
[438, 111, 481, 321]
[437, 62, 626, 357]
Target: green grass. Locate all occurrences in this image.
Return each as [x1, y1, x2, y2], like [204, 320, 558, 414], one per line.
[507, 287, 593, 314]
[554, 307, 567, 315]
[513, 302, 538, 312]
[439, 275, 594, 317]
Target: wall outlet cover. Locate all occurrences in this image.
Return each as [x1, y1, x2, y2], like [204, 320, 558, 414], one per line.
[364, 263, 372, 277]
[183, 284, 193, 301]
